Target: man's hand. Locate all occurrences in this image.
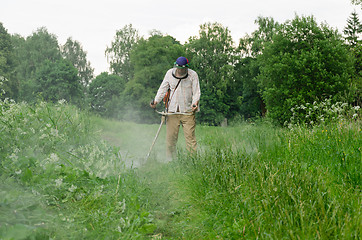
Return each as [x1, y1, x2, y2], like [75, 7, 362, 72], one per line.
[150, 100, 157, 109]
[192, 103, 198, 112]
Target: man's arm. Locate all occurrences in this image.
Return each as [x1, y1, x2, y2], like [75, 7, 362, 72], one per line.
[192, 73, 201, 111]
[150, 73, 170, 108]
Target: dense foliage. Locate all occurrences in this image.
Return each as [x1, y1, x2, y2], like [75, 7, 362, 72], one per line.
[61, 37, 94, 91]
[105, 24, 140, 82]
[0, 23, 17, 99]
[258, 16, 355, 125]
[88, 72, 125, 118]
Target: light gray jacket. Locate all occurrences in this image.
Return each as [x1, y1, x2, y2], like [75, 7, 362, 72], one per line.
[154, 68, 201, 113]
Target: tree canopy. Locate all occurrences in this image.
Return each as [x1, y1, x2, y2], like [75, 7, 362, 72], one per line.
[258, 15, 355, 125]
[61, 37, 94, 90]
[88, 72, 125, 118]
[35, 59, 83, 105]
[186, 22, 237, 125]
[105, 24, 140, 82]
[0, 23, 17, 99]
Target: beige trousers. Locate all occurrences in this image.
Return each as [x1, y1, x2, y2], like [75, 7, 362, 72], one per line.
[166, 114, 197, 158]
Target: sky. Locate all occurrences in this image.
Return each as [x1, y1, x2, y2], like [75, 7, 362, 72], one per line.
[1, 0, 361, 75]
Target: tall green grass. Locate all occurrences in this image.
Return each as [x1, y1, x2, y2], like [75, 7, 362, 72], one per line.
[172, 121, 361, 239]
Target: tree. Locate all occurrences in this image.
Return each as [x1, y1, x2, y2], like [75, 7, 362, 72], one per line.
[88, 72, 125, 118]
[12, 27, 62, 102]
[344, 11, 362, 46]
[351, 0, 362, 9]
[185, 22, 237, 125]
[0, 22, 17, 99]
[234, 57, 263, 118]
[236, 17, 281, 119]
[239, 17, 280, 57]
[105, 24, 140, 82]
[344, 11, 362, 105]
[257, 15, 355, 125]
[61, 37, 94, 90]
[35, 59, 83, 105]
[122, 34, 184, 123]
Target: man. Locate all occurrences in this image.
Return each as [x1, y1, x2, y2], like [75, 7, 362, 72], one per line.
[150, 56, 201, 159]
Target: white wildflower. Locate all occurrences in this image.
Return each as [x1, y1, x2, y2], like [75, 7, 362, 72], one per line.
[119, 199, 126, 213]
[46, 124, 51, 128]
[39, 134, 47, 140]
[39, 102, 46, 108]
[68, 184, 77, 192]
[354, 106, 360, 111]
[49, 153, 59, 163]
[75, 192, 85, 201]
[55, 178, 63, 187]
[9, 153, 18, 161]
[15, 169, 22, 175]
[58, 99, 66, 105]
[352, 113, 358, 119]
[117, 226, 122, 233]
[32, 189, 40, 196]
[50, 128, 58, 137]
[120, 217, 126, 226]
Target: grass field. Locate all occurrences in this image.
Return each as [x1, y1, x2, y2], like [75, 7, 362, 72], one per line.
[0, 100, 361, 239]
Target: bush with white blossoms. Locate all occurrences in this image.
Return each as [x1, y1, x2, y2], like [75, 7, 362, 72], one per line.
[287, 98, 361, 127]
[0, 99, 155, 238]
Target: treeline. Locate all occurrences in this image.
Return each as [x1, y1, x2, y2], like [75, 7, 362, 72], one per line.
[1, 12, 361, 125]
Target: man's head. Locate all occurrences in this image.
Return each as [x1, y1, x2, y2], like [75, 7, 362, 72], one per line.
[174, 57, 189, 78]
[174, 57, 189, 68]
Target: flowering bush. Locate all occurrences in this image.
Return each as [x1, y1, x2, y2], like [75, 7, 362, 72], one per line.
[287, 98, 361, 127]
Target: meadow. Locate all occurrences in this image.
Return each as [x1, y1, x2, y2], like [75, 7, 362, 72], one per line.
[0, 100, 360, 239]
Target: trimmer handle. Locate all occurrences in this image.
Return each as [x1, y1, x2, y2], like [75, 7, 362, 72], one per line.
[150, 99, 157, 109]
